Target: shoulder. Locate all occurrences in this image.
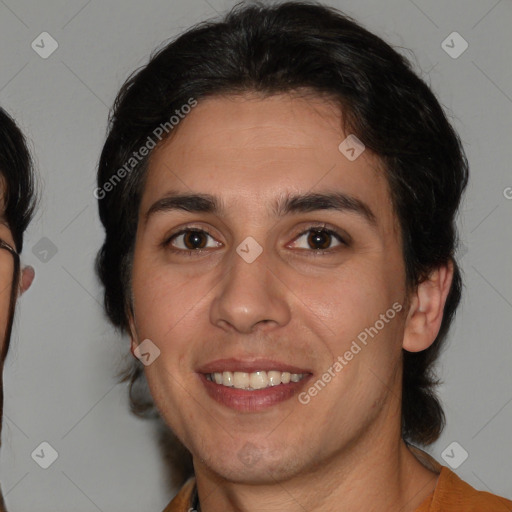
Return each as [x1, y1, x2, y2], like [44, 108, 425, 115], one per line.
[409, 445, 512, 512]
[432, 466, 512, 511]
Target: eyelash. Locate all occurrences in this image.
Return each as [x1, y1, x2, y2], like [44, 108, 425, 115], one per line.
[162, 224, 349, 257]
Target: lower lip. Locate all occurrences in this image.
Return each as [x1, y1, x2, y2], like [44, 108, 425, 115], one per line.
[199, 373, 311, 412]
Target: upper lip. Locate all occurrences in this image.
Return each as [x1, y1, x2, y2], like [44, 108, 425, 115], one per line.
[197, 358, 311, 374]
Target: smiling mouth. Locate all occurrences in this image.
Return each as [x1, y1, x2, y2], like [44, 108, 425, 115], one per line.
[205, 370, 307, 390]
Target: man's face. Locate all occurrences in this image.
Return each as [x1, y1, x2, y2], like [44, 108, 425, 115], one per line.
[129, 92, 409, 483]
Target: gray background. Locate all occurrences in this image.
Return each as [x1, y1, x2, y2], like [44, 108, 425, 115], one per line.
[0, 0, 511, 510]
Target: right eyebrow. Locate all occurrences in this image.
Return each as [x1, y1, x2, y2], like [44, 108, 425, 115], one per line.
[145, 192, 224, 225]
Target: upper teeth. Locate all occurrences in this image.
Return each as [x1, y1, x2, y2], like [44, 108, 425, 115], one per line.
[206, 371, 305, 390]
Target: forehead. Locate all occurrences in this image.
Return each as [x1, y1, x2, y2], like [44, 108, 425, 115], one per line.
[141, 93, 395, 228]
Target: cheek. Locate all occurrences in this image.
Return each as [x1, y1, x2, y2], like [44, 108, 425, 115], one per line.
[297, 268, 397, 337]
[131, 259, 202, 336]
[304, 270, 404, 382]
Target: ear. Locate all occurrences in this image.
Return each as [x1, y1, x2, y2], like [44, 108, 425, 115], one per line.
[19, 265, 35, 295]
[402, 260, 454, 352]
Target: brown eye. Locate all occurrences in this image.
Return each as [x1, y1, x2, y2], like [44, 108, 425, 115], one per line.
[182, 230, 208, 250]
[166, 229, 222, 253]
[291, 227, 347, 252]
[307, 230, 333, 250]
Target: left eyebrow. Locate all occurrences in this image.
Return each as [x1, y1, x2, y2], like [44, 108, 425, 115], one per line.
[145, 190, 377, 228]
[274, 191, 377, 227]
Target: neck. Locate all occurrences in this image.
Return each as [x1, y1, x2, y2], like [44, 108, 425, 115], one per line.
[193, 422, 439, 512]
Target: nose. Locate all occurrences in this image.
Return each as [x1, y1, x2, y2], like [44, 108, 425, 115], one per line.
[209, 243, 291, 334]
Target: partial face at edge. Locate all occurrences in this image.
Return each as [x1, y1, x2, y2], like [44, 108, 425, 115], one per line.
[0, 183, 34, 356]
[0, 187, 17, 353]
[128, 92, 411, 483]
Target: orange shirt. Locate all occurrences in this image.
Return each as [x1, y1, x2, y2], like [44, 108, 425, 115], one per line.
[415, 465, 512, 511]
[411, 446, 512, 512]
[163, 448, 512, 511]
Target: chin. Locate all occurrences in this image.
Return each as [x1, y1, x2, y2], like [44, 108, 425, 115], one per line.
[196, 441, 306, 484]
